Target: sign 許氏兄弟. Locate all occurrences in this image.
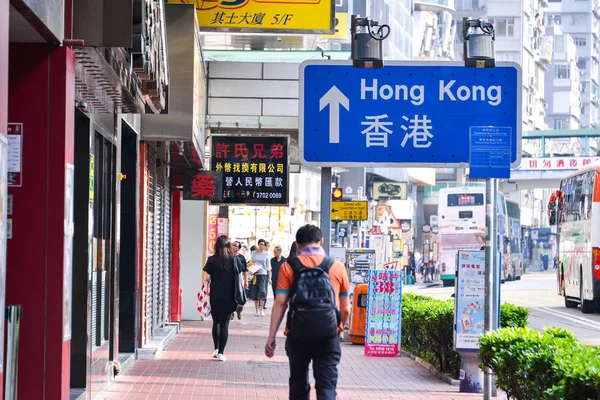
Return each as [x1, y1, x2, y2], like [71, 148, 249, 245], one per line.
[299, 61, 521, 167]
[211, 136, 288, 205]
[365, 270, 402, 357]
[169, 0, 335, 34]
[331, 200, 368, 221]
[183, 170, 223, 201]
[454, 250, 485, 351]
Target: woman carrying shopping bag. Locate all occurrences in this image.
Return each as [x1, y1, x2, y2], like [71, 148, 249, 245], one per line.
[203, 235, 247, 361]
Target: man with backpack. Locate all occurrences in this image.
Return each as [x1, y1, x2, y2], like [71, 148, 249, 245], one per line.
[265, 224, 351, 400]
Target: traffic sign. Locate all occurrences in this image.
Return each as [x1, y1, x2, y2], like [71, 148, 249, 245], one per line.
[331, 201, 368, 221]
[299, 61, 522, 168]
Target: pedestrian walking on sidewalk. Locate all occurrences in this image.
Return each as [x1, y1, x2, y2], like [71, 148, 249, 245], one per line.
[270, 245, 286, 301]
[250, 239, 271, 317]
[265, 225, 351, 400]
[203, 235, 247, 362]
[232, 241, 249, 320]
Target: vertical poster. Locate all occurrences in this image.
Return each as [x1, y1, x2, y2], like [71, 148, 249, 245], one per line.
[365, 270, 402, 357]
[211, 136, 289, 205]
[63, 164, 75, 341]
[454, 250, 485, 351]
[207, 205, 219, 257]
[7, 123, 23, 187]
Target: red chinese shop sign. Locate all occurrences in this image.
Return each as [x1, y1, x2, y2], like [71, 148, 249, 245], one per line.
[183, 170, 223, 201]
[365, 270, 403, 357]
[211, 136, 288, 205]
[516, 157, 600, 171]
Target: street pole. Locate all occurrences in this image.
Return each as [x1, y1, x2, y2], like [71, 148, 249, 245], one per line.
[321, 167, 332, 254]
[484, 178, 498, 399]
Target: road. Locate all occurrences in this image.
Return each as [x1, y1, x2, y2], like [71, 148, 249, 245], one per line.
[407, 271, 600, 346]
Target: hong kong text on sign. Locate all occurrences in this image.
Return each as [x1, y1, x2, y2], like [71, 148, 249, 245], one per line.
[169, 0, 334, 34]
[331, 201, 368, 221]
[299, 61, 522, 167]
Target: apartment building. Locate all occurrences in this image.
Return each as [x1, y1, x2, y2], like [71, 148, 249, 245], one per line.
[544, 25, 582, 131]
[454, 0, 552, 131]
[546, 0, 600, 129]
[413, 0, 457, 60]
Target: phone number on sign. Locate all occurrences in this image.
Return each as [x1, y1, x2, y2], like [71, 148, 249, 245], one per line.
[254, 192, 283, 199]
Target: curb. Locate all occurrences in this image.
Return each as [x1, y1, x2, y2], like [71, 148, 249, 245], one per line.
[400, 350, 460, 386]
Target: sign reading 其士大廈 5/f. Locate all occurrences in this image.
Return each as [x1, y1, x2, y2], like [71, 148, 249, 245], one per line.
[299, 61, 522, 168]
[169, 0, 335, 34]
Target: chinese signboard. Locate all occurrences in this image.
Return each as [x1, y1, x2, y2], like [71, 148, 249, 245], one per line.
[211, 136, 288, 206]
[183, 170, 223, 201]
[207, 205, 219, 257]
[8, 123, 23, 187]
[169, 0, 335, 34]
[454, 250, 485, 352]
[331, 201, 368, 221]
[516, 157, 600, 171]
[365, 270, 402, 357]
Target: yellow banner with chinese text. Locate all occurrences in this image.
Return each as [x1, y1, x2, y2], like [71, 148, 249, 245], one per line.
[169, 0, 335, 33]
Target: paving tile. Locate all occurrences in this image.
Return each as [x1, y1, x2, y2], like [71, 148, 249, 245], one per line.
[97, 306, 506, 400]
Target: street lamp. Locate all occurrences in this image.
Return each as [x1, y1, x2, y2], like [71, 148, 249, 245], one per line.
[463, 18, 496, 68]
[350, 15, 390, 68]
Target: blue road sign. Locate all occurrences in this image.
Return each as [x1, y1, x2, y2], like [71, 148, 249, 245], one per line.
[299, 61, 522, 167]
[469, 126, 512, 179]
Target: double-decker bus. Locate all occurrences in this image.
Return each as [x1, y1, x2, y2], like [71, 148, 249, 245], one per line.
[548, 164, 600, 313]
[506, 199, 524, 281]
[438, 187, 487, 287]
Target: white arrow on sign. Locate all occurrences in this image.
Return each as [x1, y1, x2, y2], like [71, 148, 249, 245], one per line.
[319, 86, 349, 144]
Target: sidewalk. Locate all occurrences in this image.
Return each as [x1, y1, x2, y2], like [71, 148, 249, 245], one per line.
[98, 305, 493, 400]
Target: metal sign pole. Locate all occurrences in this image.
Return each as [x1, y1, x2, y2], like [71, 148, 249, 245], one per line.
[321, 167, 332, 254]
[484, 178, 498, 399]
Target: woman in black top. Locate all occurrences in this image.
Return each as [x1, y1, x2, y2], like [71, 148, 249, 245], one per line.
[203, 236, 247, 361]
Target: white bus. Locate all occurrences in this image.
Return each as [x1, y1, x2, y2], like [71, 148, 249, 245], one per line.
[438, 187, 487, 287]
[549, 165, 600, 313]
[506, 199, 524, 281]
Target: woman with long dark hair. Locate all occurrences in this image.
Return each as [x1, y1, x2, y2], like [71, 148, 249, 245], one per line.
[203, 235, 247, 361]
[288, 241, 298, 259]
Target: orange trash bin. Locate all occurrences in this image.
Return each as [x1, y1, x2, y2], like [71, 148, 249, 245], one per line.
[349, 284, 368, 345]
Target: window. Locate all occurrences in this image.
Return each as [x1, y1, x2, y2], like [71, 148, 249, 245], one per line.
[577, 59, 587, 71]
[582, 105, 587, 115]
[574, 37, 587, 47]
[572, 14, 588, 25]
[497, 52, 520, 62]
[582, 82, 589, 93]
[554, 118, 569, 129]
[554, 64, 570, 79]
[554, 35, 565, 53]
[561, 172, 595, 222]
[490, 18, 515, 37]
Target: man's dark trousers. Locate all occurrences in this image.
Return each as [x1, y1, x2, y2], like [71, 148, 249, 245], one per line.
[285, 334, 341, 400]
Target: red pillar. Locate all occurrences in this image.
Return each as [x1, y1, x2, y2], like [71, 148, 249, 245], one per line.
[7, 44, 75, 400]
[170, 191, 181, 322]
[0, 0, 9, 398]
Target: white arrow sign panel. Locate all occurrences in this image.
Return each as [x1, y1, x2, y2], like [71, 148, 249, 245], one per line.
[319, 86, 349, 144]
